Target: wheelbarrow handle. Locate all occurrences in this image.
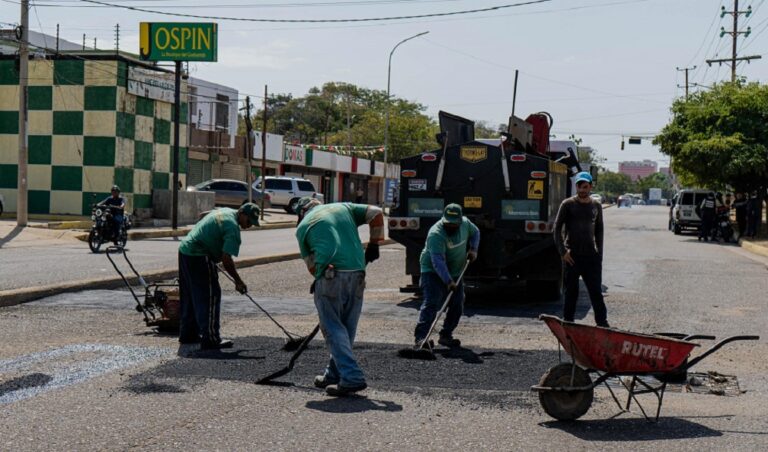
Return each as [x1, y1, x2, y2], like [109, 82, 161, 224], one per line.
[684, 335, 760, 370]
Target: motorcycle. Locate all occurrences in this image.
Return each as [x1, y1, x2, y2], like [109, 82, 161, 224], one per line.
[88, 204, 130, 253]
[711, 211, 735, 243]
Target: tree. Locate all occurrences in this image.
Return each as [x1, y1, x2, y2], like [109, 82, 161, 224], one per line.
[635, 172, 673, 199]
[240, 82, 436, 161]
[653, 81, 768, 192]
[595, 170, 633, 199]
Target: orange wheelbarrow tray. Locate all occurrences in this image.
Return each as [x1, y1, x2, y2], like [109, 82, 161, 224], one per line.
[531, 314, 759, 422]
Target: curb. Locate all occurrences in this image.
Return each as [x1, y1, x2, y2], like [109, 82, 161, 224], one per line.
[0, 239, 395, 307]
[739, 239, 768, 259]
[73, 221, 297, 242]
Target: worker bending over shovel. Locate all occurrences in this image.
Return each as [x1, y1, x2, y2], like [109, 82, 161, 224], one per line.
[414, 204, 479, 348]
[177, 203, 260, 350]
[295, 197, 384, 397]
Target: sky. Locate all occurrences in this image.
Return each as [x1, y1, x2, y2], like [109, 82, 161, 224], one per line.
[2, 0, 768, 171]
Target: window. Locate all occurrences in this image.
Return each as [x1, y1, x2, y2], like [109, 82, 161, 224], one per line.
[694, 193, 710, 206]
[229, 182, 248, 192]
[265, 179, 293, 190]
[209, 181, 228, 191]
[680, 192, 694, 205]
[297, 181, 315, 192]
[215, 94, 229, 131]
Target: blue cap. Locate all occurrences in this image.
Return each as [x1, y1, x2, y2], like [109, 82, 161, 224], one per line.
[575, 171, 593, 185]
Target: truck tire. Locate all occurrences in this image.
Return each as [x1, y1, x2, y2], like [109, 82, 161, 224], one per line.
[673, 223, 681, 235]
[528, 279, 562, 301]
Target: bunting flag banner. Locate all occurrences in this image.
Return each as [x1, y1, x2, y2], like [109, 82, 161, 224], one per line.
[299, 143, 385, 156]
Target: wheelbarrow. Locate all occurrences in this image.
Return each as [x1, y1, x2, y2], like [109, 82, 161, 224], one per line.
[106, 246, 180, 333]
[531, 315, 759, 422]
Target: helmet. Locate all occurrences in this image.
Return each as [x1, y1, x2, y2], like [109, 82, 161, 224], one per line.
[111, 185, 121, 192]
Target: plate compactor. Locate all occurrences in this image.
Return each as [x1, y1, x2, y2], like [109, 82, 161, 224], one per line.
[106, 246, 180, 333]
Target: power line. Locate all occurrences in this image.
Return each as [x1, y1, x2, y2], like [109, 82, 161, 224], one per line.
[75, 0, 553, 23]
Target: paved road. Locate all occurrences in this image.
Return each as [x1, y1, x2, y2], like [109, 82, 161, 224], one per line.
[1, 206, 767, 450]
[0, 223, 371, 292]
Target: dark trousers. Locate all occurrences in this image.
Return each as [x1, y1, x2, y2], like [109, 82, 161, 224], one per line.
[700, 214, 714, 240]
[415, 272, 465, 340]
[111, 214, 124, 242]
[178, 252, 222, 343]
[736, 212, 747, 236]
[563, 254, 607, 326]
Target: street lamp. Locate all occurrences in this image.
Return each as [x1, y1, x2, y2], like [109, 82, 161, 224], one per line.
[383, 30, 429, 205]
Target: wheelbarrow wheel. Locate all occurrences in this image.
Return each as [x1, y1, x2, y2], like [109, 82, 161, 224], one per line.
[538, 363, 594, 421]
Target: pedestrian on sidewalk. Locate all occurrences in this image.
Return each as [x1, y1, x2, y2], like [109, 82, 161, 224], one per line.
[697, 193, 716, 242]
[553, 172, 608, 327]
[733, 192, 748, 238]
[177, 204, 260, 350]
[413, 203, 479, 349]
[295, 197, 384, 397]
[355, 186, 365, 204]
[745, 191, 762, 238]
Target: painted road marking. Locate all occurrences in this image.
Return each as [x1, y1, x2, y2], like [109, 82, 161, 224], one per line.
[0, 344, 171, 404]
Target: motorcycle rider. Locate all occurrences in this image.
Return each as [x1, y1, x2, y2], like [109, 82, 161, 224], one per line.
[100, 185, 126, 244]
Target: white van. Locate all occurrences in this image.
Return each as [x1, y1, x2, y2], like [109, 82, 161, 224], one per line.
[671, 189, 714, 234]
[253, 176, 324, 213]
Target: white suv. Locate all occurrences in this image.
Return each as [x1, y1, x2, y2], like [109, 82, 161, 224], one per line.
[671, 189, 714, 234]
[253, 176, 324, 213]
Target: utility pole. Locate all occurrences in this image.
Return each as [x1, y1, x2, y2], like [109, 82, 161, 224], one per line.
[17, 0, 29, 227]
[243, 96, 253, 205]
[260, 85, 268, 221]
[82, 34, 86, 50]
[114, 23, 120, 52]
[55, 24, 59, 54]
[707, 1, 759, 82]
[171, 60, 182, 230]
[676, 65, 696, 99]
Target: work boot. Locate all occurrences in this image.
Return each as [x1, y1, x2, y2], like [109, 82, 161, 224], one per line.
[314, 375, 338, 389]
[200, 339, 234, 350]
[438, 335, 461, 348]
[325, 382, 367, 397]
[597, 322, 611, 328]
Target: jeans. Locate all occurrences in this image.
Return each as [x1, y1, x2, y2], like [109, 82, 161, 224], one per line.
[314, 270, 366, 387]
[700, 214, 714, 240]
[112, 213, 124, 242]
[563, 254, 607, 326]
[414, 271, 465, 341]
[178, 252, 222, 343]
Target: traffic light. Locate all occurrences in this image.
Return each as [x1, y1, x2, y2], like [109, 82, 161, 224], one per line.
[621, 140, 625, 150]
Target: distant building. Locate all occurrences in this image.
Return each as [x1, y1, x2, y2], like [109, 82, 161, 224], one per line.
[619, 160, 658, 181]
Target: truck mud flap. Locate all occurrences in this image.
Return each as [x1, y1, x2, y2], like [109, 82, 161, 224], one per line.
[504, 236, 556, 266]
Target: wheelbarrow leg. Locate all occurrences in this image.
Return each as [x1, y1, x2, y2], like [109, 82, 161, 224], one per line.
[624, 376, 637, 411]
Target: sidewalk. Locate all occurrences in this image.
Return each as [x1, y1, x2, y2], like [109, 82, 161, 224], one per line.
[1, 208, 298, 244]
[738, 237, 768, 259]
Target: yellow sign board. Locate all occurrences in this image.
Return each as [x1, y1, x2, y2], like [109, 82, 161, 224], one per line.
[464, 196, 482, 208]
[459, 146, 487, 163]
[140, 22, 218, 62]
[528, 180, 544, 199]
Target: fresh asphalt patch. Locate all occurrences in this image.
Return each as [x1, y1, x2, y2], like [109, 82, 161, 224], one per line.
[125, 335, 559, 410]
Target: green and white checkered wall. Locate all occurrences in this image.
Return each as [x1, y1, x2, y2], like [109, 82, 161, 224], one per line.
[0, 57, 188, 216]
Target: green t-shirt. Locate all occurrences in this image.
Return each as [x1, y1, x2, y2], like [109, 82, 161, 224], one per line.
[295, 203, 369, 279]
[179, 208, 242, 261]
[420, 218, 479, 279]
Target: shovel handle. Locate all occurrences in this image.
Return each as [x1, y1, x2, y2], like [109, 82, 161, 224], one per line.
[418, 259, 471, 350]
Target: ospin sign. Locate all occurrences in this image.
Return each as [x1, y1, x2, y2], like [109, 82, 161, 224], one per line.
[140, 22, 218, 62]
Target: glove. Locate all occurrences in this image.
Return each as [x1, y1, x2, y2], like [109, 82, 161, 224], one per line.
[364, 242, 380, 264]
[447, 281, 457, 292]
[468, 251, 477, 263]
[235, 281, 247, 295]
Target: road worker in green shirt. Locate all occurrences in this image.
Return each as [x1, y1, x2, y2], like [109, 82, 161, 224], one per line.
[177, 203, 260, 350]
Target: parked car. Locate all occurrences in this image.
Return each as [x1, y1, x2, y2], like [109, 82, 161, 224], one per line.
[187, 179, 271, 209]
[590, 193, 604, 204]
[617, 194, 633, 208]
[671, 189, 714, 234]
[252, 176, 324, 213]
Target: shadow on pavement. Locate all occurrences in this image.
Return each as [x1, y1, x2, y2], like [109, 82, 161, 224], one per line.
[0, 373, 53, 397]
[305, 396, 403, 413]
[0, 226, 23, 249]
[126, 335, 560, 409]
[540, 416, 722, 441]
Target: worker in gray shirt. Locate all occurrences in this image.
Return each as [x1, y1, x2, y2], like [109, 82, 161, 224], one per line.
[553, 171, 608, 327]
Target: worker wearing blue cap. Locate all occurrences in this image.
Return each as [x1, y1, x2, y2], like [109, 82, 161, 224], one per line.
[553, 171, 608, 327]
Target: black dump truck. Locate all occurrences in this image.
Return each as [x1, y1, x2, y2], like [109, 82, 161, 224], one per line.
[388, 111, 588, 300]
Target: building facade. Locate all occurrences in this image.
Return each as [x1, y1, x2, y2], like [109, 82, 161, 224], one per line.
[619, 160, 658, 181]
[0, 54, 188, 217]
